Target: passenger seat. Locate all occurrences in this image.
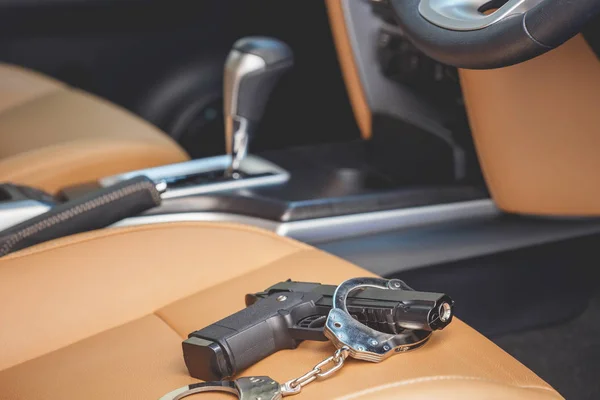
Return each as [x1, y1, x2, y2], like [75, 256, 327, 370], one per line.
[0, 222, 564, 399]
[0, 64, 189, 193]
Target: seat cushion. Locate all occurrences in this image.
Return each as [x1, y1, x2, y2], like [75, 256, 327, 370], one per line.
[0, 63, 65, 113]
[0, 222, 563, 399]
[0, 63, 189, 193]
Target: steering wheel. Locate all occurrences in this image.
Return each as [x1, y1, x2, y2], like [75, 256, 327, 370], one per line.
[389, 0, 600, 68]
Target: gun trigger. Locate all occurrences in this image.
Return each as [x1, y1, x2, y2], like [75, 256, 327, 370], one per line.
[289, 324, 328, 342]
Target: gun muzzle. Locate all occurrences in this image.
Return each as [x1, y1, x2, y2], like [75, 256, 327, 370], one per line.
[393, 294, 454, 331]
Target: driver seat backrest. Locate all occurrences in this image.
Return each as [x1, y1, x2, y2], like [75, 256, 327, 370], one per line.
[460, 35, 600, 216]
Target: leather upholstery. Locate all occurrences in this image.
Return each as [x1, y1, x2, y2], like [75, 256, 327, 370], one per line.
[0, 63, 189, 193]
[460, 35, 600, 216]
[326, 0, 372, 140]
[0, 222, 563, 399]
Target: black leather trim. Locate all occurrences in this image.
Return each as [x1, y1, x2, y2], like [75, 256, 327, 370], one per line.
[0, 176, 161, 256]
[389, 0, 600, 69]
[525, 0, 600, 48]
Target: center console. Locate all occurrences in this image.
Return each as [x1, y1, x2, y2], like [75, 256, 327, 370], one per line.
[100, 155, 289, 199]
[55, 36, 492, 244]
[0, 36, 492, 248]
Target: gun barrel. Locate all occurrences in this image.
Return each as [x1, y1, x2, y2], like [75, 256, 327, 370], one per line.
[256, 282, 454, 333]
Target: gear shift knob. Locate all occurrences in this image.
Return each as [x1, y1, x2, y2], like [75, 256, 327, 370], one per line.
[224, 37, 294, 176]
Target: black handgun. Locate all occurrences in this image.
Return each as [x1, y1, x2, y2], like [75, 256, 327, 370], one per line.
[183, 280, 453, 381]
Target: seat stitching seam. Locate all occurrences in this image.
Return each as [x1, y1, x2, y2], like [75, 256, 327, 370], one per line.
[151, 248, 311, 318]
[0, 139, 182, 179]
[0, 221, 309, 261]
[0, 250, 309, 371]
[153, 312, 185, 339]
[0, 181, 160, 256]
[153, 248, 318, 333]
[0, 314, 181, 373]
[0, 87, 67, 117]
[334, 375, 561, 400]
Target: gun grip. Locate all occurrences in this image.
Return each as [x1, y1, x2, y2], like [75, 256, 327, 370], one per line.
[184, 292, 315, 380]
[183, 336, 232, 381]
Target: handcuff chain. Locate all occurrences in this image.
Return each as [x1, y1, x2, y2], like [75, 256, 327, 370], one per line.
[280, 346, 350, 396]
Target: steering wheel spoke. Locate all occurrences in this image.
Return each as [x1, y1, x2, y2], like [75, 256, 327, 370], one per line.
[389, 0, 600, 68]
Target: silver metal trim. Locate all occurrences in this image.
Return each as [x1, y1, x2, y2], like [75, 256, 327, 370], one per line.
[224, 50, 266, 120]
[158, 377, 282, 400]
[0, 200, 51, 231]
[419, 0, 544, 31]
[99, 155, 289, 199]
[158, 384, 238, 400]
[224, 50, 266, 156]
[112, 199, 498, 244]
[112, 212, 279, 230]
[280, 199, 497, 243]
[229, 116, 250, 175]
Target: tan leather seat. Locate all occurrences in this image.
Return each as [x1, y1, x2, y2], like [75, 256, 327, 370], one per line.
[460, 35, 600, 216]
[0, 222, 563, 399]
[0, 64, 189, 194]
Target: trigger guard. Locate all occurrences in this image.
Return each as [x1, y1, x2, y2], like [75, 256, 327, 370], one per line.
[325, 277, 431, 362]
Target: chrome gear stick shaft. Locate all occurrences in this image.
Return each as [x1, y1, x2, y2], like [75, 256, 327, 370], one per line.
[224, 37, 294, 177]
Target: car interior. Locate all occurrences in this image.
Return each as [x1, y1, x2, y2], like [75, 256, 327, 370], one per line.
[0, 0, 599, 399]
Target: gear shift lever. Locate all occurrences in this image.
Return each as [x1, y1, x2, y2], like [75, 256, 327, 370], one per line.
[224, 37, 294, 177]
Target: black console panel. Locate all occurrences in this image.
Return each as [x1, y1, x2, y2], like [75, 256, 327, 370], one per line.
[62, 141, 488, 223]
[141, 140, 487, 222]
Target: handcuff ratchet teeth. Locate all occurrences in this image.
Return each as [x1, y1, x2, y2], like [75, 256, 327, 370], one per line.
[324, 277, 432, 362]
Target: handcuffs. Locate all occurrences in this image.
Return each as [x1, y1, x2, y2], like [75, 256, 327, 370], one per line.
[160, 277, 450, 400]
